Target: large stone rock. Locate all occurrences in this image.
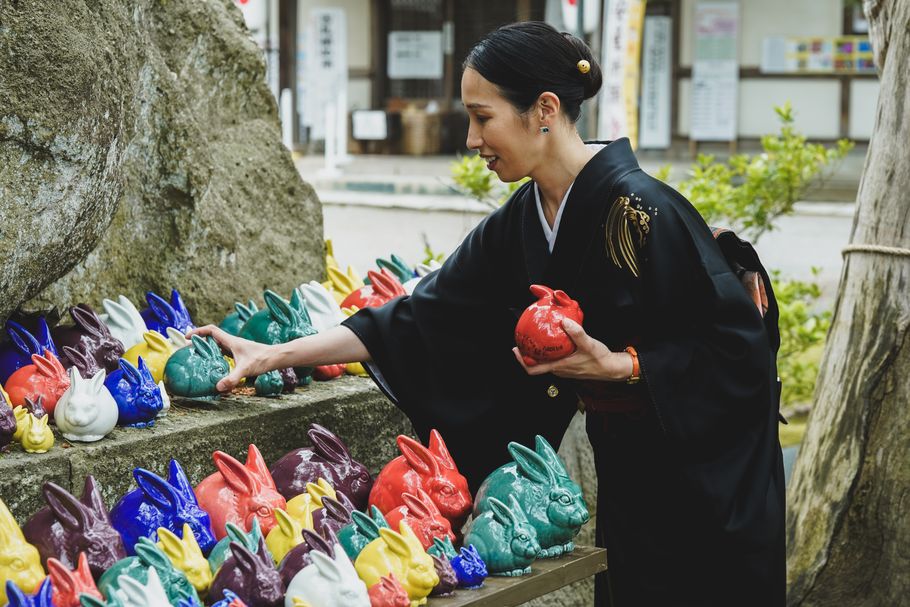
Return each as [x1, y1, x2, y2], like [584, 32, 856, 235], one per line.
[0, 0, 323, 324]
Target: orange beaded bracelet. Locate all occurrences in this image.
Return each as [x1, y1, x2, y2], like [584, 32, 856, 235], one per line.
[624, 346, 640, 384]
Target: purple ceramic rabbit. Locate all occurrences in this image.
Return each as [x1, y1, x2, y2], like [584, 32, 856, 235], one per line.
[311, 496, 354, 538]
[429, 554, 458, 597]
[270, 424, 373, 509]
[60, 346, 103, 379]
[0, 318, 57, 384]
[208, 537, 284, 607]
[105, 357, 163, 428]
[110, 459, 218, 557]
[4, 576, 53, 607]
[22, 476, 127, 578]
[0, 401, 14, 452]
[51, 304, 125, 374]
[141, 291, 195, 335]
[277, 525, 338, 588]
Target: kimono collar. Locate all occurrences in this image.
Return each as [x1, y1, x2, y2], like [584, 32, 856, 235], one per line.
[521, 138, 641, 291]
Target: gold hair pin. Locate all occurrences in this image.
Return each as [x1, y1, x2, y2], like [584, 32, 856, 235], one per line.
[577, 59, 591, 74]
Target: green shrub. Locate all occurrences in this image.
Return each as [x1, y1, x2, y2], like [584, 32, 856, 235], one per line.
[450, 154, 528, 209]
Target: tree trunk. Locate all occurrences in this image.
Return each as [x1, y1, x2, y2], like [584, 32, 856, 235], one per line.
[786, 1, 910, 604]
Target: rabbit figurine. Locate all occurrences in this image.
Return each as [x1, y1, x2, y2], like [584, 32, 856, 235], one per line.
[239, 291, 318, 385]
[310, 496, 353, 538]
[220, 301, 259, 337]
[208, 538, 284, 607]
[51, 304, 125, 374]
[122, 331, 175, 384]
[207, 519, 266, 574]
[340, 269, 406, 310]
[277, 525, 338, 589]
[110, 459, 217, 556]
[463, 495, 540, 576]
[140, 291, 195, 335]
[4, 350, 70, 415]
[375, 254, 415, 284]
[54, 367, 118, 442]
[165, 326, 190, 350]
[403, 261, 441, 295]
[105, 358, 163, 428]
[100, 296, 148, 350]
[338, 508, 389, 561]
[285, 478, 337, 527]
[449, 544, 487, 589]
[426, 536, 457, 561]
[0, 318, 58, 384]
[47, 552, 103, 607]
[368, 430, 472, 531]
[98, 537, 198, 607]
[3, 576, 52, 607]
[254, 370, 284, 397]
[167, 290, 195, 333]
[285, 544, 370, 607]
[20, 412, 54, 453]
[194, 444, 287, 539]
[0, 498, 45, 606]
[322, 265, 364, 305]
[0, 398, 15, 452]
[367, 574, 411, 607]
[157, 381, 170, 418]
[474, 437, 589, 557]
[164, 335, 230, 400]
[12, 406, 30, 443]
[23, 476, 126, 578]
[296, 282, 345, 332]
[110, 566, 173, 607]
[210, 589, 248, 607]
[60, 346, 103, 379]
[383, 490, 455, 550]
[428, 555, 458, 597]
[265, 509, 304, 565]
[271, 423, 374, 509]
[157, 525, 213, 598]
[355, 523, 439, 607]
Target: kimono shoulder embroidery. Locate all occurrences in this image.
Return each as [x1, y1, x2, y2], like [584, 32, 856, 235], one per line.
[605, 194, 651, 277]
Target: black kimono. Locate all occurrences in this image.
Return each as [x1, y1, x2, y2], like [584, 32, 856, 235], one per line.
[343, 139, 786, 607]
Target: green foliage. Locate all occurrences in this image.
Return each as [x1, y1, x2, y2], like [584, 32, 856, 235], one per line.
[450, 154, 529, 209]
[671, 103, 853, 243]
[421, 233, 447, 265]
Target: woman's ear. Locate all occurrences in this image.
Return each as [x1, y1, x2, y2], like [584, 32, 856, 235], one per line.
[537, 91, 561, 127]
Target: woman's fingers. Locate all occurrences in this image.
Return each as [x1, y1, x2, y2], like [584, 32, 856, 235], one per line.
[561, 318, 591, 350]
[186, 324, 236, 357]
[216, 366, 246, 393]
[512, 347, 554, 375]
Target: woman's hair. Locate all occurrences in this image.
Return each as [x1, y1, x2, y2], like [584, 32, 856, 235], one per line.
[463, 21, 603, 123]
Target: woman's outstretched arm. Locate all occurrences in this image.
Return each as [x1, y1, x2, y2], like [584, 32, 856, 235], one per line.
[187, 324, 371, 392]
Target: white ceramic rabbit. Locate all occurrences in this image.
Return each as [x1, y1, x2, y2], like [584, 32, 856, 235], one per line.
[297, 282, 345, 332]
[157, 380, 170, 418]
[285, 543, 369, 607]
[101, 296, 148, 350]
[166, 327, 190, 350]
[54, 367, 118, 442]
[403, 261, 442, 295]
[113, 566, 171, 607]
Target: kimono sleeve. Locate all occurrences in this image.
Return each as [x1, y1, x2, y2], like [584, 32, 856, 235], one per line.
[634, 182, 776, 448]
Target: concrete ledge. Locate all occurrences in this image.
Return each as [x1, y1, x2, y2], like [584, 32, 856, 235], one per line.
[0, 377, 412, 522]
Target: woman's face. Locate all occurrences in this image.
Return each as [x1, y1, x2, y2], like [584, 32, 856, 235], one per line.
[461, 67, 540, 183]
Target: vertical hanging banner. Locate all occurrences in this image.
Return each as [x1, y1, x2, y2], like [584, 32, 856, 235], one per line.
[690, 1, 739, 141]
[639, 15, 672, 148]
[304, 8, 348, 142]
[561, 0, 602, 34]
[235, 0, 279, 99]
[597, 0, 646, 149]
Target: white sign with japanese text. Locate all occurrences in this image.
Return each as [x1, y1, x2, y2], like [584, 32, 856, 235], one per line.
[690, 1, 739, 141]
[639, 16, 672, 149]
[304, 8, 347, 141]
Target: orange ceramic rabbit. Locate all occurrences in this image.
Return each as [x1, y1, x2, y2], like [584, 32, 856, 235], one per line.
[5, 350, 70, 415]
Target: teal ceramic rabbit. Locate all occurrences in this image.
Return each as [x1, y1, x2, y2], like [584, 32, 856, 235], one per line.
[163, 336, 230, 400]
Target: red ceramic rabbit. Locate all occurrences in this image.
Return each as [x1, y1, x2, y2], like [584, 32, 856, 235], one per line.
[384, 489, 456, 550]
[514, 284, 584, 365]
[195, 444, 287, 539]
[46, 552, 103, 607]
[340, 269, 406, 310]
[4, 350, 70, 415]
[367, 573, 410, 607]
[369, 430, 472, 532]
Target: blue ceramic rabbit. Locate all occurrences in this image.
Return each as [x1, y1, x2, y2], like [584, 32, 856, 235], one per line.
[474, 436, 590, 558]
[210, 589, 245, 607]
[464, 495, 540, 576]
[163, 335, 230, 400]
[140, 290, 195, 335]
[0, 318, 57, 383]
[449, 544, 488, 588]
[105, 357, 163, 428]
[110, 459, 217, 556]
[98, 537, 199, 606]
[219, 300, 258, 337]
[207, 519, 266, 573]
[4, 577, 53, 607]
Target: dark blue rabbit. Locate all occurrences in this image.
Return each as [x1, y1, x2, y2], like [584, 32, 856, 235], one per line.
[110, 459, 217, 557]
[0, 318, 58, 383]
[4, 577, 53, 607]
[105, 357, 163, 428]
[140, 290, 195, 335]
[450, 544, 488, 588]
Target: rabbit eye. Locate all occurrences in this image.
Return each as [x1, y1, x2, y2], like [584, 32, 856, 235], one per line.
[518, 534, 528, 542]
[11, 558, 24, 570]
[439, 485, 455, 496]
[257, 506, 271, 517]
[558, 494, 572, 505]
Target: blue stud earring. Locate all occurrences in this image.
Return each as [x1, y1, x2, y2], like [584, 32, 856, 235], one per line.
[540, 126, 550, 134]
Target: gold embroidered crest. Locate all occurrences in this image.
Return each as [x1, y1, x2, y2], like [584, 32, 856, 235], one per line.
[606, 196, 651, 277]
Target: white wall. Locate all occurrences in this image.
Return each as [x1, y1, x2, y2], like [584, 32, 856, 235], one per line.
[849, 79, 880, 139]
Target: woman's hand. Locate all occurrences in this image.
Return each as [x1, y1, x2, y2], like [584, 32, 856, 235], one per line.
[186, 325, 275, 392]
[512, 318, 632, 381]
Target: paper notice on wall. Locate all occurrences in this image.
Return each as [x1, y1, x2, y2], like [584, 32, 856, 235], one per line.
[639, 16, 672, 149]
[388, 31, 443, 79]
[690, 1, 739, 142]
[597, 0, 646, 148]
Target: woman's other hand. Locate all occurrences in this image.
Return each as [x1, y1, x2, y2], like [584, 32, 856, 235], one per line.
[186, 325, 274, 392]
[512, 318, 632, 381]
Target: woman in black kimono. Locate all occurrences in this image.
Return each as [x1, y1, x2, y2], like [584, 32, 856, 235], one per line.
[192, 21, 785, 607]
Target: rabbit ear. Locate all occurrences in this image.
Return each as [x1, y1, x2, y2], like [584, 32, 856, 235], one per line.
[320, 497, 350, 523]
[89, 368, 107, 393]
[44, 482, 89, 532]
[0, 499, 20, 540]
[351, 510, 381, 540]
[62, 345, 90, 370]
[134, 537, 170, 569]
[146, 291, 178, 324]
[508, 442, 556, 486]
[369, 505, 390, 529]
[310, 549, 342, 582]
[244, 444, 275, 488]
[224, 522, 247, 545]
[288, 289, 313, 325]
[103, 298, 133, 328]
[213, 451, 259, 494]
[378, 527, 411, 558]
[136, 357, 154, 381]
[263, 290, 295, 327]
[400, 492, 430, 518]
[428, 429, 456, 470]
[229, 542, 258, 573]
[77, 551, 94, 581]
[32, 350, 59, 377]
[5, 579, 28, 605]
[144, 331, 171, 353]
[134, 468, 180, 512]
[157, 526, 186, 560]
[47, 556, 77, 594]
[80, 596, 107, 607]
[70, 305, 105, 338]
[274, 508, 297, 537]
[170, 289, 190, 316]
[534, 435, 569, 477]
[529, 284, 555, 300]
[119, 358, 142, 385]
[68, 364, 83, 386]
[165, 327, 188, 349]
[36, 317, 57, 352]
[488, 497, 516, 528]
[80, 476, 108, 518]
[305, 479, 335, 507]
[307, 424, 350, 464]
[235, 301, 255, 322]
[301, 528, 332, 555]
[189, 334, 211, 359]
[167, 459, 195, 501]
[507, 494, 530, 525]
[396, 435, 439, 478]
[5, 320, 41, 356]
[552, 290, 575, 308]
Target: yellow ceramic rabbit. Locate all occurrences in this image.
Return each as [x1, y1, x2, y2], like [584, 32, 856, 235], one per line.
[157, 524, 212, 598]
[325, 239, 340, 272]
[292, 598, 314, 607]
[12, 405, 29, 442]
[340, 307, 369, 377]
[0, 497, 46, 604]
[286, 478, 336, 528]
[21, 412, 53, 453]
[323, 266, 364, 305]
[123, 331, 176, 384]
[355, 522, 438, 606]
[265, 508, 304, 564]
[0, 383, 12, 407]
